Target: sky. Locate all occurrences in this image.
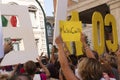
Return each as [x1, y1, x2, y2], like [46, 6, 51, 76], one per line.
[44, 0, 54, 16]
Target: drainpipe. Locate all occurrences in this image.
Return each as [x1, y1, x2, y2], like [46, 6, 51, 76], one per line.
[35, 0, 50, 58]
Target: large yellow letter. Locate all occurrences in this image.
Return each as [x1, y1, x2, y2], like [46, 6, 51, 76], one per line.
[92, 12, 105, 55]
[105, 14, 118, 52]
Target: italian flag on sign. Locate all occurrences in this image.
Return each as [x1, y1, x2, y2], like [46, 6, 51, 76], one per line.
[2, 15, 17, 27]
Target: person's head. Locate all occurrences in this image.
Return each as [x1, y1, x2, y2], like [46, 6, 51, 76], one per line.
[77, 58, 103, 80]
[0, 74, 9, 80]
[10, 74, 31, 80]
[24, 60, 36, 75]
[105, 53, 117, 69]
[68, 54, 78, 66]
[52, 45, 58, 53]
[101, 63, 112, 75]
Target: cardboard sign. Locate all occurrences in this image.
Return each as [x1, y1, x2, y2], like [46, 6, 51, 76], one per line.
[60, 21, 82, 41]
[92, 12, 118, 54]
[59, 11, 83, 55]
[0, 4, 38, 66]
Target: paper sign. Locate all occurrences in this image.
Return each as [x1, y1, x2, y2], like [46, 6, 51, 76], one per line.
[60, 21, 82, 41]
[59, 11, 83, 56]
[0, 4, 38, 66]
[105, 14, 118, 52]
[92, 12, 118, 54]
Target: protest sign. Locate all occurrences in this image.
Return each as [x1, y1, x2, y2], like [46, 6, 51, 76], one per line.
[92, 12, 118, 54]
[0, 4, 38, 66]
[59, 11, 83, 55]
[60, 21, 82, 41]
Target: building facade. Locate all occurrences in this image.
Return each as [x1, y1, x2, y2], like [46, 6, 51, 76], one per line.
[46, 16, 54, 44]
[53, 0, 120, 53]
[46, 16, 54, 53]
[0, 0, 49, 55]
[54, 0, 120, 42]
[67, 0, 120, 48]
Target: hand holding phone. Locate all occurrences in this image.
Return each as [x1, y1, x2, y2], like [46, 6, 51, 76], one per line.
[4, 37, 11, 43]
[4, 37, 13, 54]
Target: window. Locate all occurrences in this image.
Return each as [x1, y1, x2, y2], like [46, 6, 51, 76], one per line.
[11, 39, 24, 51]
[46, 22, 53, 37]
[8, 2, 18, 5]
[35, 39, 39, 47]
[28, 5, 38, 28]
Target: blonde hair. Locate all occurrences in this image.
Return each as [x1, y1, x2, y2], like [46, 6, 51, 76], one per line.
[78, 58, 103, 80]
[0, 74, 9, 80]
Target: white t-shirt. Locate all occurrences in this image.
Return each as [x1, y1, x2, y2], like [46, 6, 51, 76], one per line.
[75, 69, 83, 80]
[100, 78, 116, 80]
[33, 74, 41, 80]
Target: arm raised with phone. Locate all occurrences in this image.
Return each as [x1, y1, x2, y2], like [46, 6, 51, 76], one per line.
[0, 38, 13, 63]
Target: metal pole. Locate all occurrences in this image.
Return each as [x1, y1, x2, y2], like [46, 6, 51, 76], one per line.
[35, 0, 50, 58]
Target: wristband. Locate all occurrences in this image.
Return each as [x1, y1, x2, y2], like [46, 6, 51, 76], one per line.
[85, 46, 89, 50]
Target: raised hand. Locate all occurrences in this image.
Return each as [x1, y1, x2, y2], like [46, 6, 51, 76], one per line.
[51, 46, 55, 53]
[80, 32, 87, 43]
[55, 35, 63, 45]
[4, 41, 13, 54]
[115, 45, 120, 56]
[36, 55, 42, 63]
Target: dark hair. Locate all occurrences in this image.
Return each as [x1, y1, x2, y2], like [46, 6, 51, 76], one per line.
[53, 45, 58, 53]
[68, 54, 78, 66]
[101, 63, 112, 75]
[24, 60, 36, 75]
[10, 74, 31, 80]
[92, 50, 99, 60]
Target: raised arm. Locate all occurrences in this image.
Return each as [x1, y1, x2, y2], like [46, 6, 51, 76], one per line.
[55, 35, 78, 80]
[50, 45, 57, 64]
[115, 46, 120, 74]
[80, 32, 95, 59]
[0, 41, 13, 63]
[36, 55, 50, 78]
[4, 41, 13, 54]
[9, 64, 19, 78]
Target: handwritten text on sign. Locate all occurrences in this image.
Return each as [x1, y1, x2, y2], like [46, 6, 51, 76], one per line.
[60, 21, 82, 41]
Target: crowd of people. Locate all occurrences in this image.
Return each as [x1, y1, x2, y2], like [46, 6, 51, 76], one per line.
[0, 32, 120, 80]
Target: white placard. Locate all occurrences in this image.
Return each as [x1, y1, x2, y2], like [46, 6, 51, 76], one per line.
[53, 0, 68, 44]
[0, 4, 38, 66]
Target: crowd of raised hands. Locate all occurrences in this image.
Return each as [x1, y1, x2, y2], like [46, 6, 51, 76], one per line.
[0, 32, 120, 80]
[55, 32, 120, 80]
